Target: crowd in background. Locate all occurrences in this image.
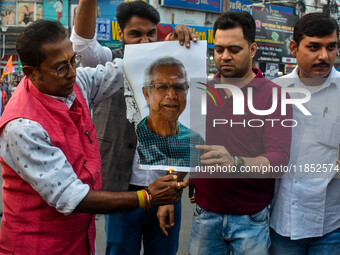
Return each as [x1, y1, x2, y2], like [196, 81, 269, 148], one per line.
[0, 80, 17, 116]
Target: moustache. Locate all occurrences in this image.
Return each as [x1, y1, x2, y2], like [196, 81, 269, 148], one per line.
[221, 61, 233, 65]
[312, 62, 330, 68]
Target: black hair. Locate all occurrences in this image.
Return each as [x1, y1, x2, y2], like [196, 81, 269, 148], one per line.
[213, 11, 256, 44]
[116, 0, 160, 30]
[16, 20, 67, 67]
[293, 12, 339, 47]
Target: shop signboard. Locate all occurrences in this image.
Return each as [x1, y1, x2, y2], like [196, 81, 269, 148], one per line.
[96, 18, 111, 41]
[96, 0, 123, 19]
[162, 0, 223, 13]
[230, 0, 294, 15]
[96, 1, 148, 20]
[265, 63, 279, 80]
[285, 64, 297, 74]
[253, 9, 298, 63]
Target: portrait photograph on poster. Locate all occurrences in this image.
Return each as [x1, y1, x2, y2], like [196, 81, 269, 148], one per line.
[123, 41, 207, 172]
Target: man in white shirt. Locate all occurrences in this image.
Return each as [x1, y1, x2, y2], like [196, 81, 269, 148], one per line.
[270, 12, 340, 255]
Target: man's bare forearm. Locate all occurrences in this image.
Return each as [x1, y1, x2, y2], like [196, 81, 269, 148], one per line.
[74, 0, 97, 39]
[73, 175, 188, 214]
[74, 190, 139, 214]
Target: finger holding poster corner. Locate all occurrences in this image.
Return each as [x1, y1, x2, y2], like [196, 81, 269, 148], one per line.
[123, 41, 207, 173]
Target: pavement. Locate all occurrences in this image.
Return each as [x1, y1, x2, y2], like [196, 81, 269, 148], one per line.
[0, 165, 195, 254]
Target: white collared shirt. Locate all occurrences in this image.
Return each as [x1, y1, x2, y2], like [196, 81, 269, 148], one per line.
[270, 67, 340, 239]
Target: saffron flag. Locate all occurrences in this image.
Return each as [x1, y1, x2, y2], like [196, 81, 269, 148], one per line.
[1, 55, 13, 80]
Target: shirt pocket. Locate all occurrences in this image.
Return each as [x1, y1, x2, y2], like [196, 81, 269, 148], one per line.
[317, 120, 340, 149]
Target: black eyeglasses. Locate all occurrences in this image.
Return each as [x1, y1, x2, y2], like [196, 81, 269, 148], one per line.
[38, 54, 82, 78]
[55, 54, 82, 78]
[148, 82, 189, 93]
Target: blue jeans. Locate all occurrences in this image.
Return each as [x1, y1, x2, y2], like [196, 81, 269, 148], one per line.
[104, 201, 181, 255]
[270, 228, 340, 255]
[189, 204, 270, 255]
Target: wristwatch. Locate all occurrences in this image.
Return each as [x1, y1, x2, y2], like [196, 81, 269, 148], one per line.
[234, 156, 245, 171]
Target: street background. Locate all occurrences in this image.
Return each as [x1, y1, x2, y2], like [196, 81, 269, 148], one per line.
[0, 165, 195, 255]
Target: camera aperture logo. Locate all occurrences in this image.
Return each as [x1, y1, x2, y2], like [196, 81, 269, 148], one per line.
[197, 82, 312, 128]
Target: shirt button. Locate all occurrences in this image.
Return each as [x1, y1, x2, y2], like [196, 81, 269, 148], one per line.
[83, 160, 87, 164]
[292, 202, 295, 205]
[294, 180, 297, 184]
